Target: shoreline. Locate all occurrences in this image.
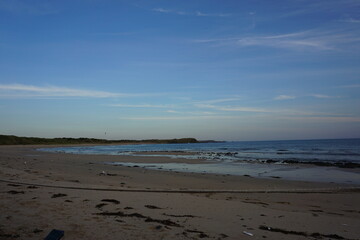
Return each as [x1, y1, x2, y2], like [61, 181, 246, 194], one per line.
[37, 145, 360, 185]
[36, 142, 360, 168]
[1, 145, 360, 239]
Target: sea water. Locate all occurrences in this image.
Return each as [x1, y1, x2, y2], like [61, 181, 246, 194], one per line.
[39, 139, 360, 184]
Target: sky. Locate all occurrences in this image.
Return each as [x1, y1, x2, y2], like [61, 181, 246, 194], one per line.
[0, 0, 360, 141]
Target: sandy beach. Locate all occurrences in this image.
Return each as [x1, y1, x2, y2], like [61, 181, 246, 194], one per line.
[1, 145, 359, 240]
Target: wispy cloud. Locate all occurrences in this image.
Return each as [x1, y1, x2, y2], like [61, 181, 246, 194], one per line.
[274, 95, 296, 100]
[310, 94, 340, 99]
[0, 84, 148, 98]
[340, 18, 360, 23]
[109, 104, 170, 108]
[118, 115, 240, 121]
[118, 114, 360, 123]
[194, 28, 360, 51]
[275, 94, 342, 100]
[152, 8, 172, 13]
[192, 37, 239, 44]
[193, 102, 352, 118]
[235, 31, 336, 50]
[194, 11, 231, 17]
[165, 110, 218, 115]
[152, 8, 231, 17]
[195, 103, 274, 113]
[197, 98, 242, 104]
[166, 110, 178, 113]
[281, 0, 360, 18]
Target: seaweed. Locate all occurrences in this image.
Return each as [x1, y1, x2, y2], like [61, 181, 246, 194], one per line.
[7, 190, 24, 194]
[163, 213, 197, 218]
[95, 211, 182, 227]
[95, 203, 107, 209]
[51, 193, 67, 198]
[101, 199, 120, 204]
[145, 205, 162, 209]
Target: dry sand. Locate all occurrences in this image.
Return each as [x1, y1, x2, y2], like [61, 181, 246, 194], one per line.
[0, 145, 359, 240]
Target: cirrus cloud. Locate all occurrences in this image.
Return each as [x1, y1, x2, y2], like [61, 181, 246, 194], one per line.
[274, 95, 296, 100]
[152, 7, 231, 17]
[0, 83, 151, 98]
[194, 28, 360, 51]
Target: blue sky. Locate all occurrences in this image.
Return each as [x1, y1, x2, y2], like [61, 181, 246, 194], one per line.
[0, 0, 360, 141]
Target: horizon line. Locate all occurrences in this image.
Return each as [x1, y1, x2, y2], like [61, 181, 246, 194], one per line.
[1, 134, 359, 143]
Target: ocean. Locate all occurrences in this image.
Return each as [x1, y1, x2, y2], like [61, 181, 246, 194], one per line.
[39, 138, 360, 184]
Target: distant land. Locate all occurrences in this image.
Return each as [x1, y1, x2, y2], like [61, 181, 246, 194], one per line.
[0, 134, 219, 145]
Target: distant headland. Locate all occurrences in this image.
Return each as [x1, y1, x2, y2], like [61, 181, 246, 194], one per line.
[0, 134, 219, 145]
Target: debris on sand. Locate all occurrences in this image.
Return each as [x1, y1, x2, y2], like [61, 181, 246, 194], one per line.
[145, 205, 162, 209]
[95, 203, 107, 209]
[33, 229, 43, 234]
[51, 193, 67, 198]
[163, 213, 197, 218]
[242, 200, 269, 206]
[184, 229, 210, 238]
[7, 190, 24, 194]
[7, 184, 21, 187]
[144, 218, 180, 227]
[99, 171, 117, 176]
[243, 231, 253, 236]
[101, 199, 120, 204]
[259, 225, 347, 239]
[95, 211, 181, 227]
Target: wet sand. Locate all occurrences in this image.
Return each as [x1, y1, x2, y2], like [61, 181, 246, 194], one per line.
[1, 145, 359, 239]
